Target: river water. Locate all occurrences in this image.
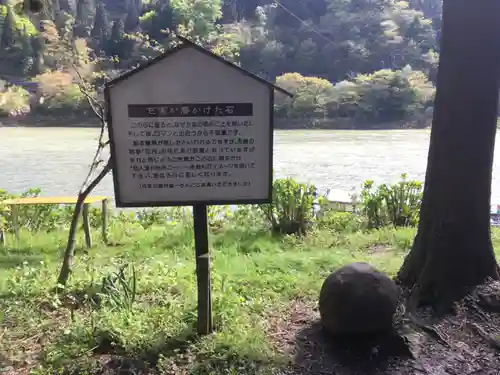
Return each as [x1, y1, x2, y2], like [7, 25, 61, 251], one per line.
[2, 127, 500, 204]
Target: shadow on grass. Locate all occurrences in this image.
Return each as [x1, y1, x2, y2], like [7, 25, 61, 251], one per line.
[0, 291, 42, 301]
[56, 329, 200, 375]
[292, 321, 413, 375]
[137, 328, 201, 366]
[60, 322, 279, 375]
[0, 253, 46, 269]
[212, 227, 281, 254]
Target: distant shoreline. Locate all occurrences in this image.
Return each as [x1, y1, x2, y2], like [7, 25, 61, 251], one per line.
[0, 115, 431, 130]
[0, 114, 100, 128]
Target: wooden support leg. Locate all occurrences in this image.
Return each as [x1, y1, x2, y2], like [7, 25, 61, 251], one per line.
[82, 203, 92, 248]
[102, 198, 109, 244]
[0, 227, 5, 246]
[11, 205, 19, 241]
[193, 204, 213, 335]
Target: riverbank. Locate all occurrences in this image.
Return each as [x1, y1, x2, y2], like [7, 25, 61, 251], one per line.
[3, 215, 500, 375]
[0, 114, 100, 128]
[274, 117, 432, 130]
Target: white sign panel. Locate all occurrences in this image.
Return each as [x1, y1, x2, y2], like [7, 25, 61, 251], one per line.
[106, 45, 273, 207]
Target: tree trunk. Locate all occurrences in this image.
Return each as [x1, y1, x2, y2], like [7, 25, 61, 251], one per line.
[397, 0, 500, 312]
[57, 160, 111, 287]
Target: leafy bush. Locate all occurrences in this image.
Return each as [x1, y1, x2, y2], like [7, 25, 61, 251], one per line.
[0, 188, 105, 233]
[0, 4, 38, 35]
[0, 188, 235, 236]
[275, 73, 334, 119]
[0, 188, 65, 232]
[259, 177, 318, 235]
[275, 67, 435, 124]
[232, 205, 265, 229]
[32, 71, 88, 114]
[136, 208, 168, 229]
[207, 205, 232, 232]
[0, 85, 30, 117]
[316, 210, 365, 233]
[136, 206, 230, 231]
[1, 175, 421, 240]
[99, 264, 137, 311]
[336, 67, 434, 123]
[0, 189, 13, 232]
[360, 174, 423, 229]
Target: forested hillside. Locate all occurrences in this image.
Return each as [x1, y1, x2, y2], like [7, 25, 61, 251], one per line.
[0, 0, 442, 128]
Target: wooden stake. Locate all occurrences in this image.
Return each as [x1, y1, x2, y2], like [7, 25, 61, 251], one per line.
[102, 198, 109, 244]
[11, 205, 19, 241]
[0, 227, 5, 246]
[82, 203, 92, 248]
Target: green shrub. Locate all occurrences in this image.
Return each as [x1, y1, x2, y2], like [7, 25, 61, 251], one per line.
[232, 205, 265, 229]
[33, 71, 88, 115]
[0, 188, 64, 232]
[0, 85, 30, 117]
[360, 173, 423, 229]
[316, 211, 365, 232]
[136, 208, 168, 229]
[259, 177, 318, 235]
[0, 188, 105, 233]
[36, 83, 87, 114]
[207, 205, 232, 231]
[136, 206, 230, 231]
[99, 264, 137, 311]
[0, 189, 13, 232]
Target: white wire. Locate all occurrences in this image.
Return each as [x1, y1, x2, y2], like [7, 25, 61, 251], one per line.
[270, 0, 336, 46]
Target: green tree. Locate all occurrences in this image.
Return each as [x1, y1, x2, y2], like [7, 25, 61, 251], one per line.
[1, 5, 15, 49]
[409, 0, 442, 33]
[350, 68, 434, 123]
[59, 0, 74, 15]
[31, 34, 45, 74]
[275, 73, 334, 119]
[124, 0, 140, 32]
[74, 0, 95, 37]
[397, 0, 500, 310]
[106, 18, 125, 58]
[235, 0, 438, 83]
[170, 0, 222, 42]
[90, 2, 109, 51]
[147, 0, 174, 40]
[221, 0, 270, 22]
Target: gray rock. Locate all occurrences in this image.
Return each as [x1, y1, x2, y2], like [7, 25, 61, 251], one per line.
[319, 262, 399, 335]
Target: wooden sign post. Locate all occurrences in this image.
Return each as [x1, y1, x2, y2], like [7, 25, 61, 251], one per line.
[105, 36, 292, 335]
[193, 204, 212, 334]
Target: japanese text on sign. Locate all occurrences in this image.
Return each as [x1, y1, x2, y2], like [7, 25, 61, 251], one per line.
[110, 100, 270, 204]
[128, 103, 253, 117]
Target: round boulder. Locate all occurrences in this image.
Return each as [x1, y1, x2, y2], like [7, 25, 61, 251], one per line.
[319, 262, 399, 335]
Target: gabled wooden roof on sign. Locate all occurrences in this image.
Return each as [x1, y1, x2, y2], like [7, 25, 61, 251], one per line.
[105, 35, 293, 97]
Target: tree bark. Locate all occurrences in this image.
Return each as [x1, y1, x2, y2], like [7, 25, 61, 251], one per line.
[397, 0, 500, 312]
[57, 160, 112, 287]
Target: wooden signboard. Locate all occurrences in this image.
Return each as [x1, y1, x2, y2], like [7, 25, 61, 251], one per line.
[106, 36, 292, 334]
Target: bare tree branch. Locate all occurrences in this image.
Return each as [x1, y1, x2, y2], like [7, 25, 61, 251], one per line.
[71, 65, 109, 192]
[57, 67, 112, 287]
[57, 159, 112, 287]
[73, 64, 104, 123]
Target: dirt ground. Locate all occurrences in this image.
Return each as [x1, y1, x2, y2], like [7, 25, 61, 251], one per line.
[267, 280, 500, 375]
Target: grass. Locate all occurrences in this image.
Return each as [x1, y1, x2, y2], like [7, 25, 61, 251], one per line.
[2, 218, 500, 375]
